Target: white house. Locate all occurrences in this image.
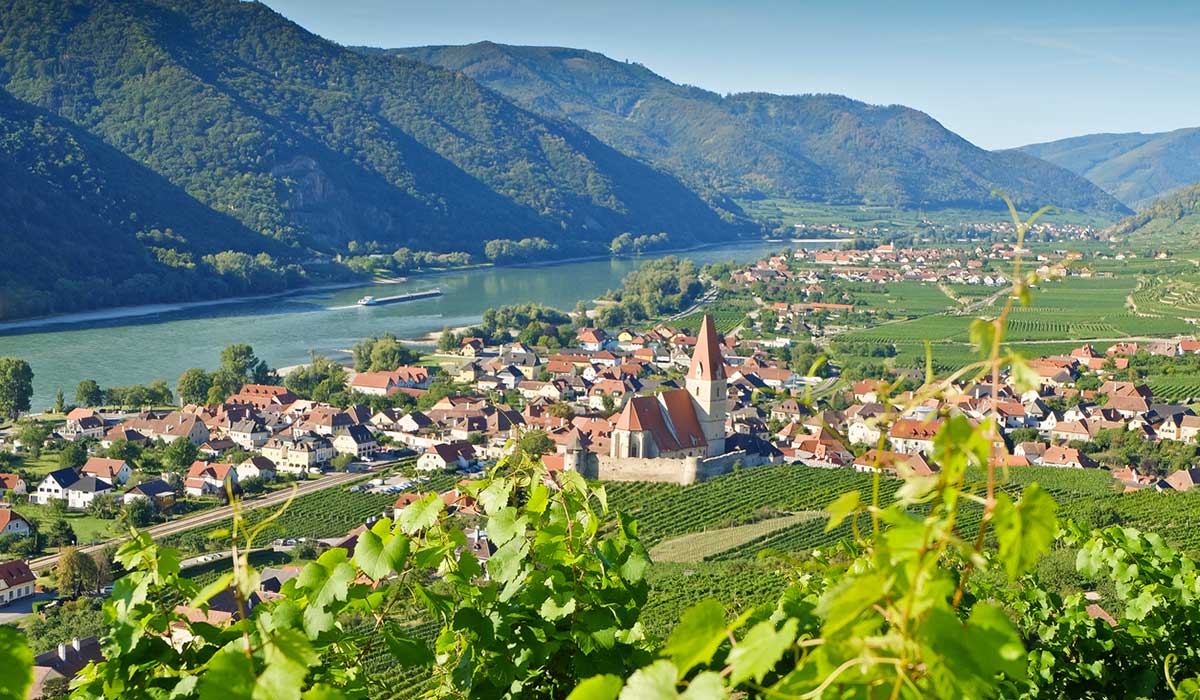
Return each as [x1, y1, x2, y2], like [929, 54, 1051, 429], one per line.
[184, 461, 237, 497]
[0, 559, 36, 607]
[0, 509, 32, 537]
[417, 442, 476, 471]
[65, 476, 113, 510]
[237, 456, 277, 482]
[332, 425, 378, 459]
[227, 419, 270, 449]
[31, 468, 81, 505]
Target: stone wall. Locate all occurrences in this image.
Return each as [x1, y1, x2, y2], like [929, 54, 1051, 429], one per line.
[580, 450, 779, 485]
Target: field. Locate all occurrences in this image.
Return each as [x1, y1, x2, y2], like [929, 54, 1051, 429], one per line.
[13, 505, 116, 547]
[847, 281, 960, 317]
[670, 305, 747, 334]
[648, 512, 822, 562]
[735, 199, 1114, 229]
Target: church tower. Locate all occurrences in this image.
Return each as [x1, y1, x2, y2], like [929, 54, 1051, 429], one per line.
[686, 314, 727, 456]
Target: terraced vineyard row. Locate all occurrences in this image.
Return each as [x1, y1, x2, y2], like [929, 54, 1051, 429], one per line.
[605, 465, 901, 547]
[1146, 376, 1200, 402]
[163, 472, 460, 553]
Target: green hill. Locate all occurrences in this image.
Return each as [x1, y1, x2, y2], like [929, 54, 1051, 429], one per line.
[1017, 128, 1200, 209]
[0, 87, 307, 321]
[0, 0, 740, 320]
[1106, 181, 1200, 244]
[386, 42, 1129, 218]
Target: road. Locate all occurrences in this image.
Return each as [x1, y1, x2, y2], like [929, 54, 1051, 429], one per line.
[27, 470, 365, 573]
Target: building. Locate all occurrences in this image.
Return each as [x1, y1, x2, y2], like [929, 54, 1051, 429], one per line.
[0, 472, 27, 495]
[184, 461, 237, 497]
[0, 508, 32, 537]
[30, 468, 81, 505]
[332, 424, 378, 459]
[123, 479, 177, 511]
[888, 419, 943, 455]
[65, 476, 114, 510]
[417, 442, 476, 471]
[237, 456, 277, 482]
[0, 559, 35, 606]
[227, 419, 270, 449]
[81, 457, 131, 486]
[30, 637, 103, 698]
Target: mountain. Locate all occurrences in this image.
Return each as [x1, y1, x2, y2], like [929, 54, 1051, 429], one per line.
[1105, 180, 1200, 241]
[1017, 128, 1200, 209]
[0, 0, 739, 316]
[0, 86, 303, 321]
[384, 42, 1129, 217]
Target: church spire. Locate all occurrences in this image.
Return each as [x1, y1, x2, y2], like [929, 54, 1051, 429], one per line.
[688, 314, 725, 381]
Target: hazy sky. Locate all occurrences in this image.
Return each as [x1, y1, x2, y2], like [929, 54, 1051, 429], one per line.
[262, 0, 1200, 150]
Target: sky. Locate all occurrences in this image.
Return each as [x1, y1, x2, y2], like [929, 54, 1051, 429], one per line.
[261, 0, 1200, 150]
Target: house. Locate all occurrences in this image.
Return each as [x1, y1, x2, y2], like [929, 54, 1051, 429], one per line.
[0, 472, 27, 495]
[184, 461, 237, 497]
[0, 559, 36, 606]
[0, 508, 32, 537]
[888, 419, 944, 454]
[66, 476, 114, 510]
[121, 411, 210, 445]
[61, 412, 105, 441]
[853, 450, 937, 477]
[417, 442, 476, 471]
[332, 425, 378, 459]
[1166, 468, 1200, 492]
[349, 366, 431, 396]
[31, 468, 81, 505]
[577, 328, 608, 352]
[227, 419, 270, 449]
[123, 479, 176, 511]
[81, 457, 131, 485]
[29, 637, 103, 699]
[226, 384, 300, 410]
[1040, 445, 1093, 469]
[237, 456, 277, 482]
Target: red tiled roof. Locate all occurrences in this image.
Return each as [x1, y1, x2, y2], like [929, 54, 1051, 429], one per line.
[0, 558, 35, 587]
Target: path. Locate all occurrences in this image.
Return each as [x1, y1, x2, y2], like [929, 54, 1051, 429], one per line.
[664, 286, 720, 322]
[27, 470, 364, 573]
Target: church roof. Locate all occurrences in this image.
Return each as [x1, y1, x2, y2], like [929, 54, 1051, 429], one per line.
[688, 314, 725, 381]
[613, 390, 706, 454]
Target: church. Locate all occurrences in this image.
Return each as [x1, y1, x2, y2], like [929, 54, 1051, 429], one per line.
[566, 314, 777, 485]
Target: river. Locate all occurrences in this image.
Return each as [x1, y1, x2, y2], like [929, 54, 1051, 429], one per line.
[0, 241, 827, 409]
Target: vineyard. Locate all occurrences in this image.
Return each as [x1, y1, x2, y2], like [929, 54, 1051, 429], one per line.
[162, 471, 461, 553]
[1146, 375, 1200, 402]
[670, 306, 746, 334]
[606, 463, 1125, 562]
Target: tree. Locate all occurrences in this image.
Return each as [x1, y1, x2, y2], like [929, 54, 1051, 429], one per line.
[87, 492, 122, 519]
[547, 402, 575, 420]
[53, 388, 65, 414]
[45, 518, 74, 548]
[330, 453, 353, 471]
[220, 344, 273, 385]
[56, 546, 97, 598]
[161, 438, 199, 472]
[123, 497, 156, 528]
[0, 357, 34, 420]
[75, 379, 104, 408]
[59, 441, 88, 470]
[176, 368, 212, 406]
[515, 429, 555, 458]
[16, 419, 50, 458]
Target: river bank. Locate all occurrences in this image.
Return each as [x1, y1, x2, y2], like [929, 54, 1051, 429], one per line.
[0, 239, 832, 409]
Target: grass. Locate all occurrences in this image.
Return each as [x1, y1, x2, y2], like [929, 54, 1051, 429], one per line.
[736, 198, 1118, 229]
[648, 512, 823, 562]
[13, 504, 116, 547]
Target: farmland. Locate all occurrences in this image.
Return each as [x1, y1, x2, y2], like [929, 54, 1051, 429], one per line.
[1146, 375, 1200, 402]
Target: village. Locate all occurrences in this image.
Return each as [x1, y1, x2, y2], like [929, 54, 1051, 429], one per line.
[4, 240, 1200, 694]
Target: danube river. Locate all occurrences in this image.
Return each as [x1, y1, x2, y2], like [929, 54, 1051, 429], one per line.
[0, 241, 826, 409]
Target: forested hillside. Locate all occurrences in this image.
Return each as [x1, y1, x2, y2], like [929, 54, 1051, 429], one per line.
[0, 0, 741, 320]
[387, 42, 1130, 217]
[0, 87, 307, 320]
[1106, 180, 1200, 241]
[1018, 127, 1200, 209]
